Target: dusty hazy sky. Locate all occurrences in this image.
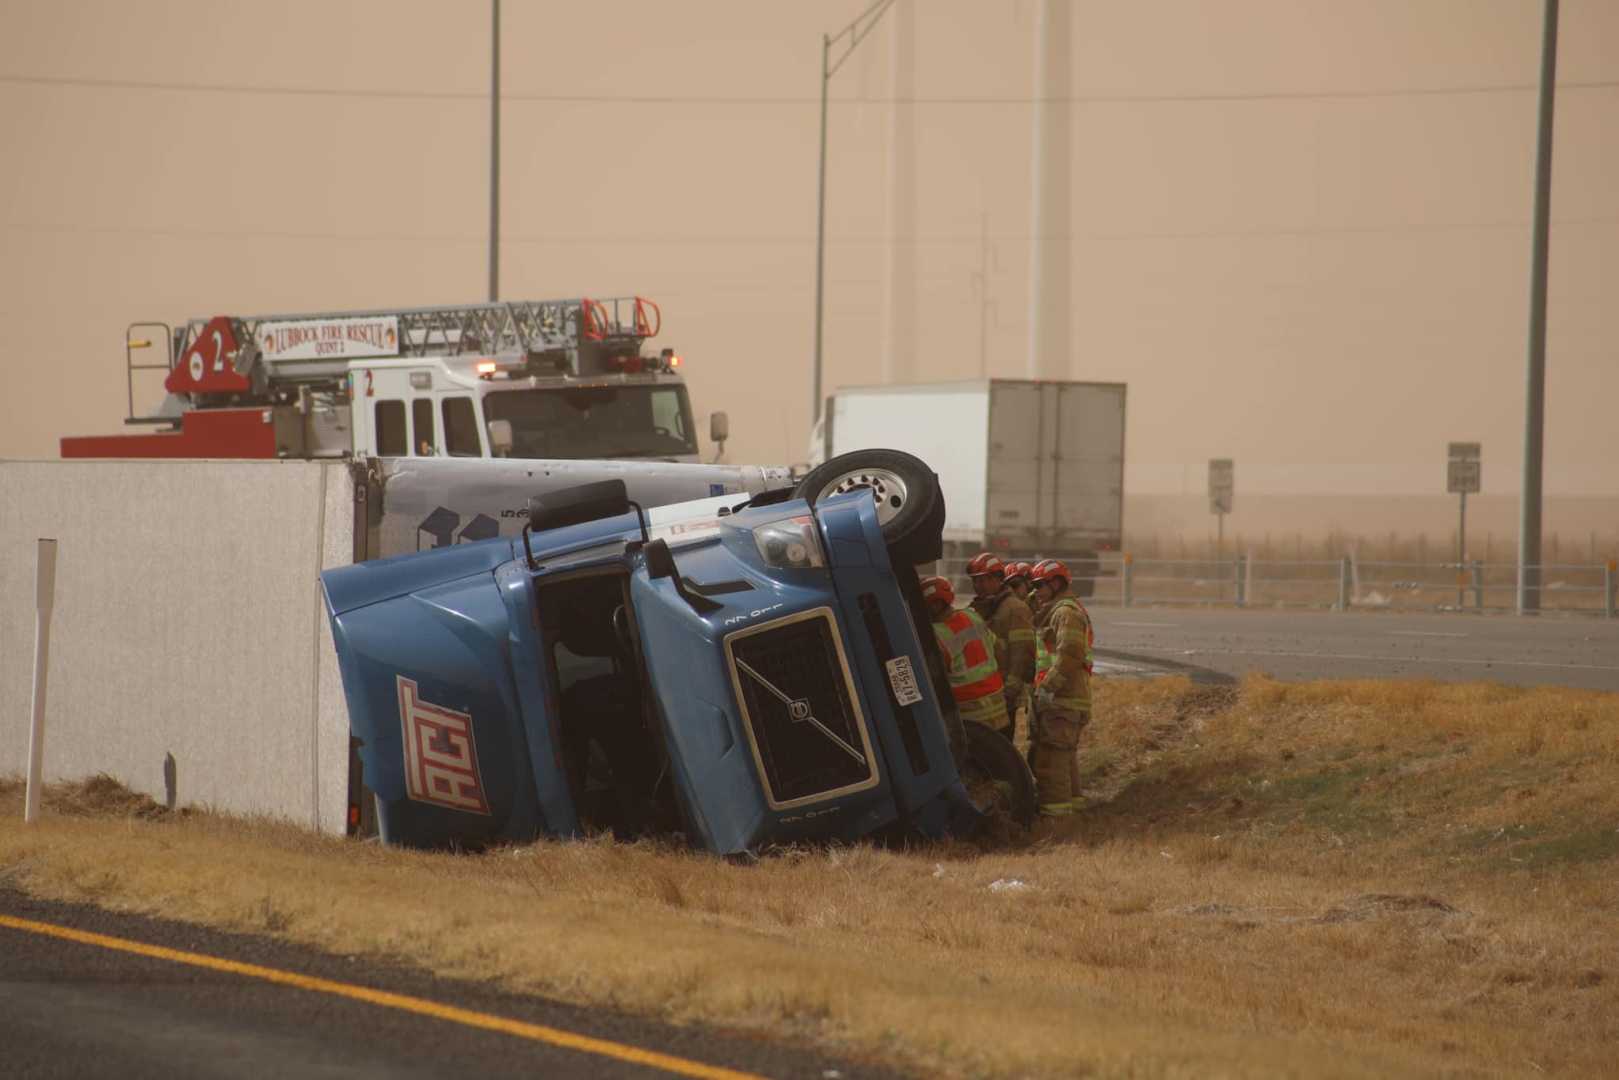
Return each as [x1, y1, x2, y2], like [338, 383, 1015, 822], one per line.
[2, 0, 1614, 498]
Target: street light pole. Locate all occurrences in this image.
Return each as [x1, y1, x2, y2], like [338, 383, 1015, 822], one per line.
[813, 32, 830, 424]
[1518, 0, 1558, 614]
[488, 0, 501, 303]
[812, 0, 898, 425]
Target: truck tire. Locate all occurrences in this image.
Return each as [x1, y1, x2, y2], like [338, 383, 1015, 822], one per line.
[794, 448, 945, 565]
[961, 719, 1037, 833]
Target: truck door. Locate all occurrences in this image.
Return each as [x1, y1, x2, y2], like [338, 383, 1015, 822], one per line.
[1053, 383, 1125, 540]
[985, 382, 1044, 540]
[322, 554, 567, 848]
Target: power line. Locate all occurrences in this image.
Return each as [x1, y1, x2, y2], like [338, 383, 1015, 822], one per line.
[9, 217, 1617, 246]
[2, 72, 1616, 105]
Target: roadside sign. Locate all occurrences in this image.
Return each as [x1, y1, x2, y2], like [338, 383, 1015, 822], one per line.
[1446, 442, 1481, 495]
[1446, 442, 1481, 586]
[1208, 458, 1234, 514]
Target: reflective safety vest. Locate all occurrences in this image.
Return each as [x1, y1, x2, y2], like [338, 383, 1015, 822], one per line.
[1037, 596, 1093, 709]
[1032, 598, 1056, 685]
[932, 608, 1006, 725]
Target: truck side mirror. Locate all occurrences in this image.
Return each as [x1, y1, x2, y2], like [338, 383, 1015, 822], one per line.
[709, 411, 729, 445]
[645, 538, 677, 580]
[486, 419, 513, 457]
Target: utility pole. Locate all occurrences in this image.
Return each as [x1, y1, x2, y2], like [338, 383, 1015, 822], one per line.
[1518, 0, 1558, 614]
[972, 209, 997, 376]
[880, 0, 915, 386]
[813, 0, 898, 424]
[488, 0, 501, 302]
[1026, 0, 1072, 380]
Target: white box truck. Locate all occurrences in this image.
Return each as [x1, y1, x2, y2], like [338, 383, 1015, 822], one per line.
[813, 379, 1125, 594]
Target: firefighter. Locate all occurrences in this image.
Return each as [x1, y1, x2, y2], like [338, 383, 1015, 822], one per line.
[1003, 561, 1035, 604]
[1002, 560, 1039, 743]
[1028, 558, 1094, 816]
[1017, 562, 1051, 676]
[920, 576, 1010, 735]
[964, 552, 1035, 743]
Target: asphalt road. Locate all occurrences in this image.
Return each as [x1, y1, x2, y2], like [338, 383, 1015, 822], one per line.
[0, 889, 893, 1080]
[1090, 608, 1619, 691]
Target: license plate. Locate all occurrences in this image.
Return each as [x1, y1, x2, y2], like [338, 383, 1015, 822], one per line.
[884, 656, 923, 707]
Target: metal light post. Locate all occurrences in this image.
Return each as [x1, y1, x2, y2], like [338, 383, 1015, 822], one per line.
[489, 0, 501, 302]
[1518, 0, 1558, 614]
[812, 0, 897, 424]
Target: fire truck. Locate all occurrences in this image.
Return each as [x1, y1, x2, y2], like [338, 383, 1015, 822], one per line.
[60, 297, 726, 463]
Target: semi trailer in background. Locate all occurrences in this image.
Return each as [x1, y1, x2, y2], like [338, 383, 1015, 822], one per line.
[811, 380, 1126, 594]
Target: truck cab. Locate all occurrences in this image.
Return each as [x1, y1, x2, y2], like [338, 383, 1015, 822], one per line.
[321, 450, 987, 854]
[354, 355, 701, 463]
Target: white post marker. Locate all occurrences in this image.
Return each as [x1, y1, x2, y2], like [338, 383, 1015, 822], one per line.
[24, 539, 58, 824]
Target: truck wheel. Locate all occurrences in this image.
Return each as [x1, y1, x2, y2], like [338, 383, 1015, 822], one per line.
[794, 448, 945, 564]
[961, 719, 1037, 834]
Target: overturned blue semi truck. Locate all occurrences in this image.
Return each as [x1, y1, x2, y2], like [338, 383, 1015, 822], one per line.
[321, 449, 1034, 855]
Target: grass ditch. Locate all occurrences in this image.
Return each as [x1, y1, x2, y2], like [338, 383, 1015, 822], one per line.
[3, 676, 1616, 1077]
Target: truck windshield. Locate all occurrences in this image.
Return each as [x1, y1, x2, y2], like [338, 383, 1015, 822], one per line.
[484, 384, 698, 459]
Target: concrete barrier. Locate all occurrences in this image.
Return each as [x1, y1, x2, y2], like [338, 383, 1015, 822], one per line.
[1, 460, 353, 832]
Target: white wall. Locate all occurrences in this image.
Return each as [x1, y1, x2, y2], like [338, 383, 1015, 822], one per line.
[0, 460, 353, 831]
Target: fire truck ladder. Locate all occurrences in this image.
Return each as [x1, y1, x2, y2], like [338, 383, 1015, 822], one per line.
[164, 297, 663, 382]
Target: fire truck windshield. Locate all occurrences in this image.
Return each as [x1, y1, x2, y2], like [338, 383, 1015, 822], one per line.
[483, 384, 698, 460]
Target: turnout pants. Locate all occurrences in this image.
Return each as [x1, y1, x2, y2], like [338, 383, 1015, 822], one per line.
[958, 693, 1011, 740]
[1031, 707, 1090, 810]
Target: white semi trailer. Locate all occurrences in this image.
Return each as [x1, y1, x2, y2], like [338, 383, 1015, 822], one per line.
[812, 379, 1126, 594]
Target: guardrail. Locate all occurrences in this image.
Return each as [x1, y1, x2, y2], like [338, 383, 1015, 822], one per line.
[936, 554, 1618, 617]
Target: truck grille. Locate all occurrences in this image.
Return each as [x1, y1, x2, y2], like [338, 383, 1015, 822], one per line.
[727, 608, 878, 808]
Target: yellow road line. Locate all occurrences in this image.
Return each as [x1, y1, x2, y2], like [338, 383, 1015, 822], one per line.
[0, 913, 766, 1080]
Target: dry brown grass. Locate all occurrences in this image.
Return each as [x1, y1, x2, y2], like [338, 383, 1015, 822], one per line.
[4, 677, 1617, 1078]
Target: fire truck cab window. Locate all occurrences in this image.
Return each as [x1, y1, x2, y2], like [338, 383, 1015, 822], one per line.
[442, 397, 481, 457]
[375, 400, 406, 457]
[483, 385, 697, 460]
[411, 399, 435, 455]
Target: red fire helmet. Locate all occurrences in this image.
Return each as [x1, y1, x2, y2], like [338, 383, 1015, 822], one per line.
[1030, 558, 1071, 587]
[965, 552, 1005, 579]
[920, 575, 956, 606]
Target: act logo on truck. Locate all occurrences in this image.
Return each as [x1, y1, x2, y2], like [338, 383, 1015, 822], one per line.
[396, 676, 491, 815]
